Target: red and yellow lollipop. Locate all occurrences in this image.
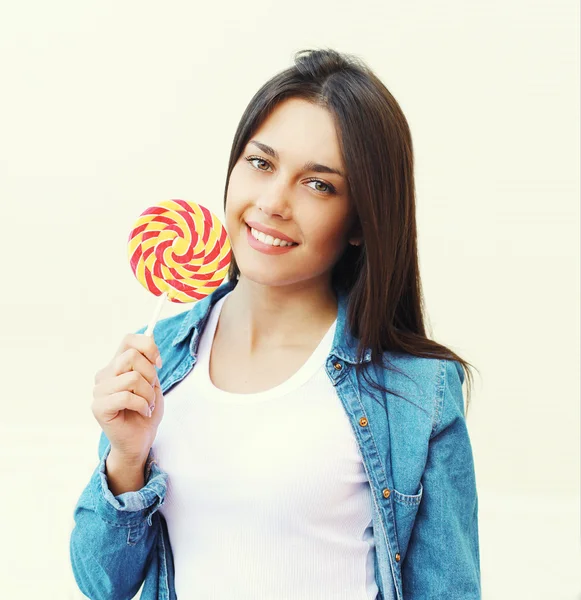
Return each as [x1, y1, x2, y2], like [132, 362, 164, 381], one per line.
[128, 199, 231, 335]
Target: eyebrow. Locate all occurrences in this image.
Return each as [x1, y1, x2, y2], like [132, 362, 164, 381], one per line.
[248, 140, 345, 178]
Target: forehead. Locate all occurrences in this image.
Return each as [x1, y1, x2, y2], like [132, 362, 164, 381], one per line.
[249, 98, 344, 170]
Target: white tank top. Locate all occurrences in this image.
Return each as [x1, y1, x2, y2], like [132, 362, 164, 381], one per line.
[153, 293, 378, 599]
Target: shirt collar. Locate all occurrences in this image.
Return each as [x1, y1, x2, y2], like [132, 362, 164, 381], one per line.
[171, 278, 371, 365]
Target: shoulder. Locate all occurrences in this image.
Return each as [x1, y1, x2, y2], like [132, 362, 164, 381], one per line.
[362, 354, 467, 500]
[432, 357, 467, 437]
[375, 353, 465, 435]
[134, 308, 192, 352]
[137, 281, 235, 351]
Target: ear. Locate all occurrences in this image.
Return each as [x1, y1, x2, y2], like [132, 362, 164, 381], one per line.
[347, 219, 363, 247]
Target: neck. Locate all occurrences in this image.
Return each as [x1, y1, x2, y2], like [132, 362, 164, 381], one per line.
[218, 275, 338, 353]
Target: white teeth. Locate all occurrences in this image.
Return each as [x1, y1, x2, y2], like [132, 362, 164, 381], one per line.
[250, 227, 296, 247]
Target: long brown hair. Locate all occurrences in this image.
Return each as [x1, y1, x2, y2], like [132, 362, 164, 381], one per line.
[222, 47, 478, 413]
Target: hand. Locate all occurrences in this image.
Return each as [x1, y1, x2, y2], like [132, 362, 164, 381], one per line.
[91, 333, 165, 464]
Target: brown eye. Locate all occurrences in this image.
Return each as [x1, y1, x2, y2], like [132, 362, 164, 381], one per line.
[245, 156, 271, 171]
[305, 178, 336, 195]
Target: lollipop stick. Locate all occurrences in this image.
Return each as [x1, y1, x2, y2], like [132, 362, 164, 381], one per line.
[145, 291, 169, 337]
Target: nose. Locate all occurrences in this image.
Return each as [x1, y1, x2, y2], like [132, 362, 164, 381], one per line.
[255, 178, 291, 220]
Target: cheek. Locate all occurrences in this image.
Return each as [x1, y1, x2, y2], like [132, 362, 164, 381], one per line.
[225, 201, 243, 243]
[306, 212, 351, 248]
[225, 170, 246, 222]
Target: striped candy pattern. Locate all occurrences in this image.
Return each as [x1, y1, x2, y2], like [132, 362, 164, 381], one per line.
[128, 199, 231, 303]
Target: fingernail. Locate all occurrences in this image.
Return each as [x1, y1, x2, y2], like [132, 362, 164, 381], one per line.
[156, 355, 163, 369]
[149, 405, 155, 417]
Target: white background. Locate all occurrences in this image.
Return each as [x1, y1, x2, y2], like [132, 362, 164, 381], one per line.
[0, 1, 579, 598]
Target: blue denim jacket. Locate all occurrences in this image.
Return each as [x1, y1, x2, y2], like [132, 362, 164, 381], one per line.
[70, 279, 480, 600]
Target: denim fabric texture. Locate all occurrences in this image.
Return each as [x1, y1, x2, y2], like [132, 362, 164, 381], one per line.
[70, 278, 481, 600]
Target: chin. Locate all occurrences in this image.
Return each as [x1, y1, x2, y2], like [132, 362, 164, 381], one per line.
[236, 259, 333, 291]
[237, 266, 299, 288]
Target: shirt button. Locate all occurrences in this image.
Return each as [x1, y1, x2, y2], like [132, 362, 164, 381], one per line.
[359, 417, 368, 427]
[383, 488, 391, 498]
[395, 553, 401, 562]
[333, 362, 342, 370]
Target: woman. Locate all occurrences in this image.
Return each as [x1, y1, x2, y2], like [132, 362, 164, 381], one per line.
[70, 48, 480, 599]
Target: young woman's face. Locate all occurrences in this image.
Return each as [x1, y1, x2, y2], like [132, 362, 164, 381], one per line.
[225, 97, 359, 290]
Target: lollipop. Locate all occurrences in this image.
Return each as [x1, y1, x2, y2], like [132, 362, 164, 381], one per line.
[128, 199, 232, 335]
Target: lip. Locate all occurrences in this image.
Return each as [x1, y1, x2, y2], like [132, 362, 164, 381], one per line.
[245, 224, 298, 255]
[245, 220, 298, 245]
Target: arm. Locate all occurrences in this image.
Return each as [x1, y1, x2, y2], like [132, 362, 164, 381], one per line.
[69, 430, 168, 600]
[401, 360, 481, 599]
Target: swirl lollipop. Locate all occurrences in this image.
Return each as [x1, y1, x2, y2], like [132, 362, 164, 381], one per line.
[128, 199, 232, 335]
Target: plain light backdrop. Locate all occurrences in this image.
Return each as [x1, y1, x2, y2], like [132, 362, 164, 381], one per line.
[0, 1, 579, 598]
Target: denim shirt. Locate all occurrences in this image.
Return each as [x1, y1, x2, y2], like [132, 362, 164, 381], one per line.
[70, 279, 480, 600]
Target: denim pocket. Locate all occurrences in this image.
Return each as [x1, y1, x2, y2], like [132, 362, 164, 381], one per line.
[391, 481, 423, 506]
[391, 481, 423, 560]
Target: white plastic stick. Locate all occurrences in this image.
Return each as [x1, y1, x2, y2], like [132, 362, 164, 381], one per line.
[145, 291, 169, 337]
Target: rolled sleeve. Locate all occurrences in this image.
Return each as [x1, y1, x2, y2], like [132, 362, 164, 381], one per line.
[70, 433, 169, 599]
[92, 443, 168, 527]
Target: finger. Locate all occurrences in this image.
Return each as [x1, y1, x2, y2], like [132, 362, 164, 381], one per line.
[150, 379, 164, 420]
[111, 348, 158, 386]
[149, 381, 158, 415]
[95, 370, 156, 408]
[96, 390, 151, 420]
[114, 333, 162, 368]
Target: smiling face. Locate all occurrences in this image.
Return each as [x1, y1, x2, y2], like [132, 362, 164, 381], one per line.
[225, 97, 359, 290]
